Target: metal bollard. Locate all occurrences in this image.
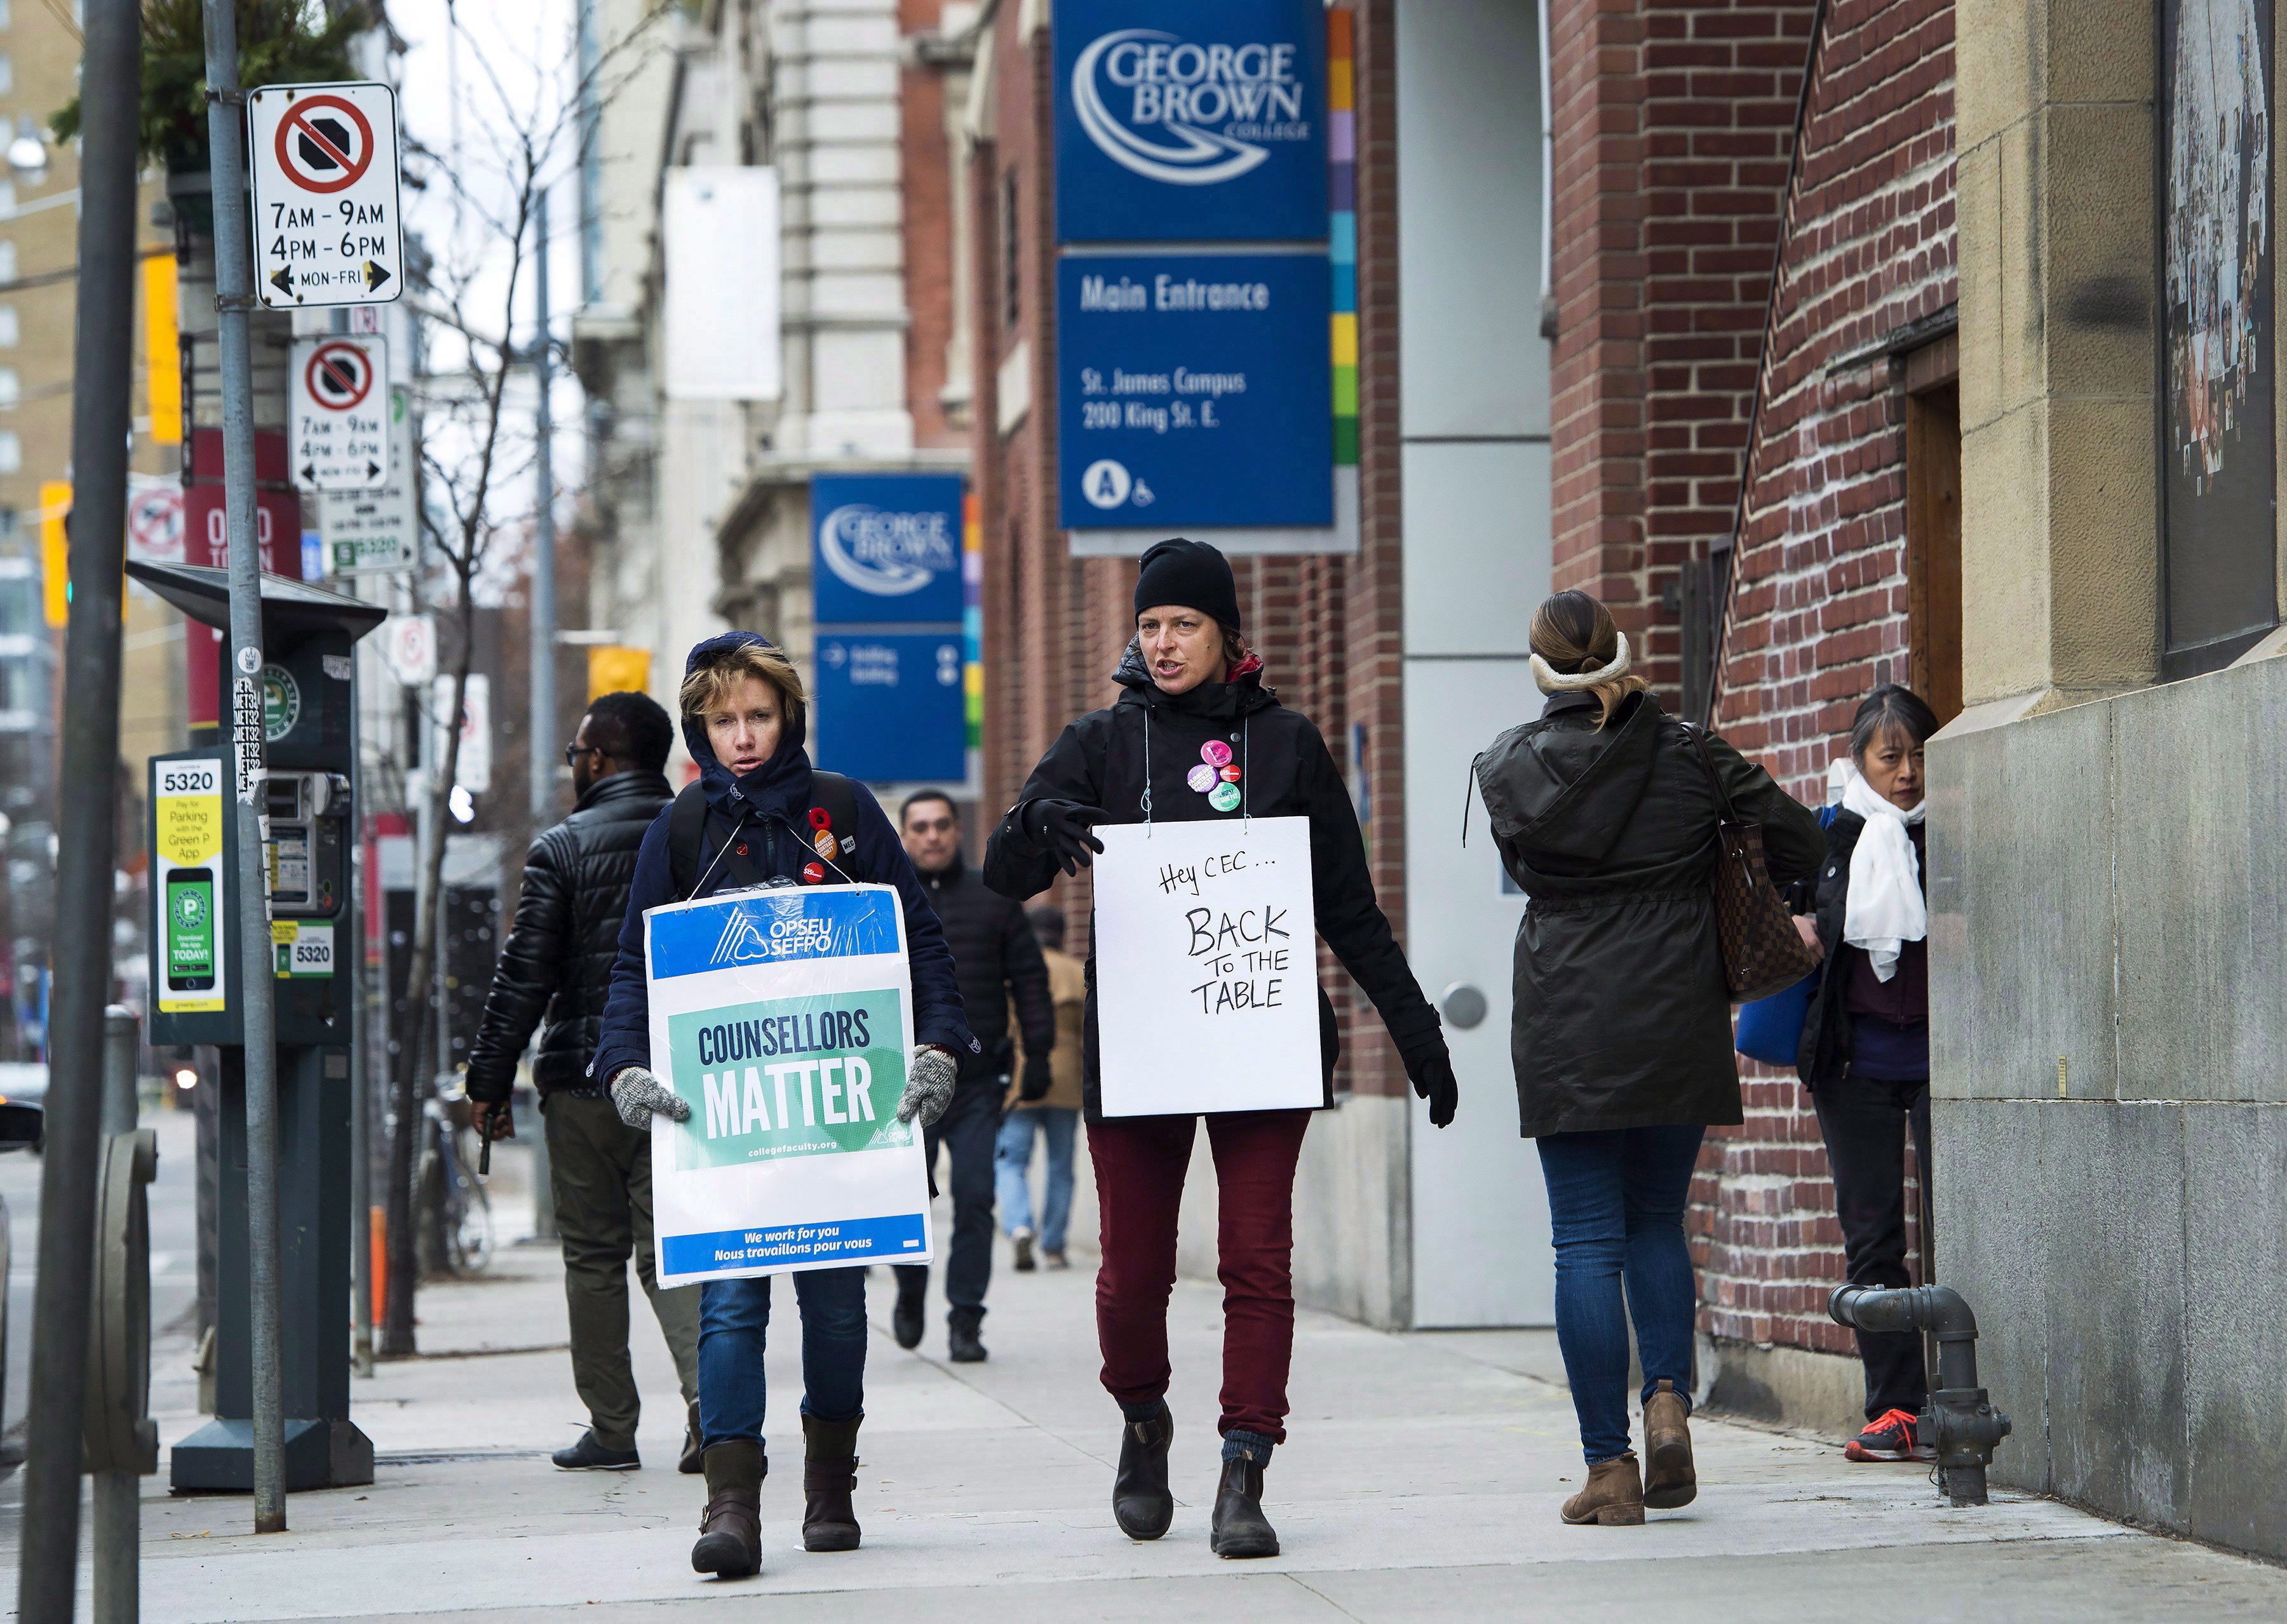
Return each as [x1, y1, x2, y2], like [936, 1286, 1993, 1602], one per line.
[1828, 1283, 2011, 1507]
[90, 1007, 158, 1624]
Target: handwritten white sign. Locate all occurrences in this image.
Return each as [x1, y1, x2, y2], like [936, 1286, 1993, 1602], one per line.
[1091, 815, 1322, 1117]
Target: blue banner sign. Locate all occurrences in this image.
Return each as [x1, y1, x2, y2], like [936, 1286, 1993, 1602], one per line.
[1057, 253, 1332, 530]
[1055, 0, 1328, 243]
[647, 888, 905, 982]
[809, 473, 966, 627]
[813, 633, 967, 783]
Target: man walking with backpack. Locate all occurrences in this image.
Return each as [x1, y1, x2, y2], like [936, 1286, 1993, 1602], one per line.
[465, 690, 702, 1473]
[893, 791, 1055, 1360]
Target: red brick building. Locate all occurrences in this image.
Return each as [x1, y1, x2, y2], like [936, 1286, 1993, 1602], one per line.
[1549, 0, 1961, 1421]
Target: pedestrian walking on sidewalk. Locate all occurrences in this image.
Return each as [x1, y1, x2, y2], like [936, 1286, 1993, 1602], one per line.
[1792, 685, 1941, 1465]
[893, 790, 1056, 1361]
[464, 691, 703, 1476]
[590, 633, 977, 1580]
[1473, 591, 1823, 1527]
[983, 538, 1459, 1560]
[997, 905, 1086, 1270]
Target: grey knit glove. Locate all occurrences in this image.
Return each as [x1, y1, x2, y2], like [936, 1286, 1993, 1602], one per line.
[610, 1066, 690, 1131]
[895, 1046, 957, 1127]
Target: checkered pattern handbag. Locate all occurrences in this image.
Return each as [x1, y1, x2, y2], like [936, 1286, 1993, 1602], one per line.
[1689, 726, 1820, 1005]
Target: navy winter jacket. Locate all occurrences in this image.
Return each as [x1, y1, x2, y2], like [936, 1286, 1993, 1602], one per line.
[588, 631, 975, 1088]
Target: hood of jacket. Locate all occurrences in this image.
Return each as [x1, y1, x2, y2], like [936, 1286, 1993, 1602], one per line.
[1474, 690, 1663, 863]
[1109, 637, 1279, 722]
[680, 630, 814, 826]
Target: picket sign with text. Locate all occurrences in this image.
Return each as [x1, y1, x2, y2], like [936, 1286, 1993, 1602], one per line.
[648, 884, 934, 1287]
[1091, 815, 1322, 1116]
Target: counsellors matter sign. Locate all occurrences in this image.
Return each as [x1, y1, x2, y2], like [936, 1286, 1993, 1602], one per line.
[1054, 0, 1327, 243]
[646, 885, 934, 1285]
[1057, 253, 1332, 530]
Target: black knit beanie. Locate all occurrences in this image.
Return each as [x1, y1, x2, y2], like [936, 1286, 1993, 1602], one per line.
[1133, 537, 1241, 632]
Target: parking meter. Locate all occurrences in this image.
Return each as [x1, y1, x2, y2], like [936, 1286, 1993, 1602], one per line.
[135, 561, 383, 1492]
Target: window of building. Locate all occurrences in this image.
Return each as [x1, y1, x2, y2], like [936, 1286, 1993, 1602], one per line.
[0, 1, 15, 30]
[1002, 166, 1020, 330]
[2158, 0, 2279, 676]
[0, 432, 20, 474]
[1905, 337, 1964, 724]
[0, 57, 14, 95]
[0, 240, 15, 283]
[0, 368, 17, 406]
[0, 306, 17, 347]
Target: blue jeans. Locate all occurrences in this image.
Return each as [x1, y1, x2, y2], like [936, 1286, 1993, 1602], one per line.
[995, 1106, 1077, 1252]
[696, 1266, 868, 1447]
[1535, 1125, 1706, 1462]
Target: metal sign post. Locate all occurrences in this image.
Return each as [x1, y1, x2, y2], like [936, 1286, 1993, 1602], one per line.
[248, 81, 406, 309]
[201, 0, 289, 1536]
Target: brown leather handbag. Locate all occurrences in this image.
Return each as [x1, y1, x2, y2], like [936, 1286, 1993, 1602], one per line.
[1689, 727, 1819, 1004]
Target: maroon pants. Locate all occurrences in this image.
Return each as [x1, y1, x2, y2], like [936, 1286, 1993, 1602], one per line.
[1089, 1108, 1312, 1442]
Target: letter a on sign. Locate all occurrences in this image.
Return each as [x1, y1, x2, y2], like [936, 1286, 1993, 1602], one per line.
[248, 81, 406, 310]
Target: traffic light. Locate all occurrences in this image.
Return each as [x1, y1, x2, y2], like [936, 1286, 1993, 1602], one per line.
[38, 480, 69, 628]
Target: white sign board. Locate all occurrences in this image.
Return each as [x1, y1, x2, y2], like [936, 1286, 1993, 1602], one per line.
[1090, 816, 1323, 1117]
[646, 885, 934, 1286]
[380, 613, 435, 687]
[663, 167, 782, 401]
[322, 386, 415, 570]
[433, 673, 491, 793]
[289, 337, 388, 488]
[126, 482, 184, 564]
[248, 80, 406, 309]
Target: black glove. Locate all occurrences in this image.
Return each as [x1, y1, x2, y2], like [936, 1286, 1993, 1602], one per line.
[1018, 1051, 1055, 1103]
[1404, 1041, 1459, 1129]
[1023, 798, 1108, 876]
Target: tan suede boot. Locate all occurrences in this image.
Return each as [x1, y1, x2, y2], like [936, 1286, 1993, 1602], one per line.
[1642, 1378, 1697, 1508]
[1560, 1452, 1645, 1526]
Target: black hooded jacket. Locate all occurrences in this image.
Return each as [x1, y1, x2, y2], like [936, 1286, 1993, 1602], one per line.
[920, 854, 1055, 1085]
[464, 768, 674, 1103]
[1473, 690, 1824, 1137]
[982, 643, 1445, 1121]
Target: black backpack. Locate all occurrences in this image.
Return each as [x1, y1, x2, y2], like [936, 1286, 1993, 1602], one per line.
[665, 772, 861, 900]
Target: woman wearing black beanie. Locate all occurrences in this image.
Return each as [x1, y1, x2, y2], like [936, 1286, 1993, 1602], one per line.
[983, 536, 1459, 1559]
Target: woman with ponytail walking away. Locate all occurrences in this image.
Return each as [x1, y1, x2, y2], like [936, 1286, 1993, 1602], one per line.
[984, 538, 1459, 1559]
[1473, 592, 1822, 1527]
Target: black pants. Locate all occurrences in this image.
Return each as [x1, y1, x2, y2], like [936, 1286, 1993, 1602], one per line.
[895, 1078, 1000, 1320]
[1813, 1074, 1933, 1420]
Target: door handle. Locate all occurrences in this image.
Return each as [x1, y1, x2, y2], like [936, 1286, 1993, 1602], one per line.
[1439, 983, 1488, 1031]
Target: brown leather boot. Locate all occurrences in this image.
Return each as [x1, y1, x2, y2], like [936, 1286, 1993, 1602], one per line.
[1560, 1452, 1645, 1526]
[690, 1439, 764, 1577]
[800, 1413, 863, 1552]
[1642, 1378, 1697, 1508]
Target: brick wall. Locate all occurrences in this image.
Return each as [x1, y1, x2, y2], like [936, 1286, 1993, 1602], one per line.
[899, 0, 962, 450]
[1548, 0, 1958, 1382]
[967, 0, 1410, 1101]
[1699, 0, 1955, 1367]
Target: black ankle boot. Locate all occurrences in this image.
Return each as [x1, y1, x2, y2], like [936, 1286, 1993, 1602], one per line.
[1111, 1402, 1174, 1540]
[1210, 1453, 1279, 1559]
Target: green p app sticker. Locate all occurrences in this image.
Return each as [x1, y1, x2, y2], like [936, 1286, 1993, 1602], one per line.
[667, 990, 914, 1169]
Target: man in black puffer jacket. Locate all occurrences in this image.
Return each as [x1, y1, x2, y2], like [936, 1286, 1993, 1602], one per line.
[466, 690, 701, 1475]
[891, 790, 1055, 1362]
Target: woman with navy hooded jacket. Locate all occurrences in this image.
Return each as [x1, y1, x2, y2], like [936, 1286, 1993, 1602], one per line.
[591, 631, 975, 1581]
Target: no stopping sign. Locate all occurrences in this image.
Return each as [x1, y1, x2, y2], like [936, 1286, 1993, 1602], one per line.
[249, 81, 405, 309]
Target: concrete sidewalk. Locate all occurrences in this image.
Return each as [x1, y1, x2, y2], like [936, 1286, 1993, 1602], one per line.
[6, 1211, 2286, 1621]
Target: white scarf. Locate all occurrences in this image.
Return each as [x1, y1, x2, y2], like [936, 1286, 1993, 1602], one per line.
[1840, 770, 1926, 982]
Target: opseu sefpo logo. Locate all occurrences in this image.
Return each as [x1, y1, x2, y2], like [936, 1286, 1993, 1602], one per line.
[1072, 29, 1312, 187]
[816, 503, 958, 598]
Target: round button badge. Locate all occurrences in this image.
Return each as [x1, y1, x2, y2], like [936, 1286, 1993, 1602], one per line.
[813, 828, 838, 858]
[1201, 739, 1233, 768]
[801, 861, 826, 884]
[1186, 764, 1217, 793]
[1220, 765, 1243, 783]
[1208, 781, 1242, 813]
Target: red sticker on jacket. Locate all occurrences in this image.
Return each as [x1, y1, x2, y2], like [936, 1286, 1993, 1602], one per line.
[802, 861, 826, 884]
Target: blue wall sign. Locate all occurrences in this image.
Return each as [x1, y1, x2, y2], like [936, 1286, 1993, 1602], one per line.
[809, 473, 966, 627]
[1054, 0, 1328, 244]
[1056, 253, 1332, 530]
[812, 633, 967, 784]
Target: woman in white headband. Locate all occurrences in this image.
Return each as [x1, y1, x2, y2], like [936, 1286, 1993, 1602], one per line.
[1473, 589, 1823, 1528]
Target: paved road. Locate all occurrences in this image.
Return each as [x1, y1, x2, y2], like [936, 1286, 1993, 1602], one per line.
[0, 1103, 199, 1441]
[0, 1167, 2280, 1622]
